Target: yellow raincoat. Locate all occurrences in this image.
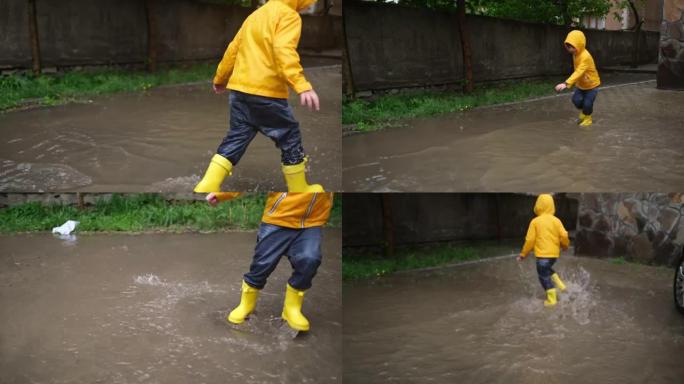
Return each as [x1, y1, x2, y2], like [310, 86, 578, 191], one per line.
[213, 0, 317, 99]
[520, 194, 570, 259]
[564, 30, 601, 90]
[216, 192, 332, 229]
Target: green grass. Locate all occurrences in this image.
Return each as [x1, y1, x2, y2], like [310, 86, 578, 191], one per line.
[329, 194, 342, 228]
[0, 63, 216, 111]
[609, 256, 627, 265]
[343, 79, 557, 132]
[0, 193, 342, 234]
[342, 241, 520, 280]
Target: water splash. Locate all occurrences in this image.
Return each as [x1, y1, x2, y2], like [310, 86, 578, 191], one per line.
[516, 262, 597, 325]
[516, 260, 536, 297]
[558, 266, 596, 325]
[134, 274, 164, 286]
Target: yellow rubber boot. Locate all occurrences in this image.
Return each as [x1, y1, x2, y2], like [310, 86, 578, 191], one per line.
[227, 280, 260, 324]
[578, 112, 586, 124]
[282, 159, 324, 192]
[194, 154, 233, 193]
[544, 288, 558, 307]
[551, 273, 567, 292]
[281, 284, 310, 331]
[579, 114, 592, 126]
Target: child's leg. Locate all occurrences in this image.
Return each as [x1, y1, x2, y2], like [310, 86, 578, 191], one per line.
[228, 223, 297, 324]
[195, 92, 257, 192]
[244, 95, 305, 166]
[571, 89, 585, 111]
[286, 227, 322, 290]
[243, 223, 297, 289]
[535, 258, 556, 290]
[216, 91, 259, 166]
[581, 88, 599, 115]
[240, 93, 322, 191]
[281, 226, 322, 331]
[537, 258, 559, 306]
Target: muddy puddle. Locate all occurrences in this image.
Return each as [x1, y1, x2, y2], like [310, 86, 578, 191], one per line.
[0, 65, 341, 192]
[343, 81, 684, 192]
[343, 254, 684, 383]
[0, 230, 341, 383]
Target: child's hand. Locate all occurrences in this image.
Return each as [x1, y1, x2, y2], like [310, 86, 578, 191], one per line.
[213, 83, 227, 94]
[554, 83, 567, 92]
[300, 89, 320, 111]
[516, 255, 524, 262]
[206, 193, 219, 206]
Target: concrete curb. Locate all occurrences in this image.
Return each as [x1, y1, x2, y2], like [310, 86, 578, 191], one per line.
[392, 247, 577, 276]
[392, 253, 519, 275]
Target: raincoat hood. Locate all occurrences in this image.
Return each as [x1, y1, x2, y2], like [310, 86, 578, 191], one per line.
[534, 194, 556, 216]
[274, 0, 318, 11]
[564, 30, 586, 53]
[563, 30, 600, 89]
[520, 194, 569, 259]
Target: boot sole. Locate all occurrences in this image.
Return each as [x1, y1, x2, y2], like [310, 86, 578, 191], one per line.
[227, 311, 253, 324]
[227, 316, 245, 324]
[282, 313, 309, 332]
[194, 182, 220, 193]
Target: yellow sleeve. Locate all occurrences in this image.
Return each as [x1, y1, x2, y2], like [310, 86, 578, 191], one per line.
[273, 11, 312, 94]
[520, 220, 536, 257]
[215, 192, 242, 202]
[565, 55, 589, 88]
[213, 27, 243, 86]
[558, 220, 570, 250]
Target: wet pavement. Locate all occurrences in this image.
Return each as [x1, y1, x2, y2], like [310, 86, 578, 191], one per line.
[343, 81, 684, 192]
[343, 254, 684, 384]
[0, 65, 341, 192]
[0, 230, 341, 383]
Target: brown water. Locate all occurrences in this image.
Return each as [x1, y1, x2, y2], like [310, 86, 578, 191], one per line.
[0, 230, 341, 383]
[343, 254, 684, 383]
[343, 82, 684, 192]
[0, 65, 341, 192]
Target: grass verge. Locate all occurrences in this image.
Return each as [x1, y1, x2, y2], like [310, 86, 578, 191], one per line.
[0, 193, 342, 233]
[343, 79, 557, 132]
[342, 241, 519, 280]
[609, 257, 627, 265]
[0, 63, 215, 111]
[343, 245, 479, 280]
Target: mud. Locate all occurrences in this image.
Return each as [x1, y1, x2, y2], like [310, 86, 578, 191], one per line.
[343, 254, 684, 384]
[0, 65, 341, 192]
[0, 230, 341, 383]
[343, 81, 684, 192]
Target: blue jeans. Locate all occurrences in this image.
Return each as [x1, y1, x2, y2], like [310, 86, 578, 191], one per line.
[571, 87, 599, 115]
[536, 258, 557, 290]
[244, 223, 322, 291]
[216, 91, 305, 166]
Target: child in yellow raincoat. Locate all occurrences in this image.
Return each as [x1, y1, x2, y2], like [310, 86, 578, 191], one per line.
[517, 194, 570, 307]
[555, 30, 601, 126]
[207, 192, 333, 331]
[195, 0, 323, 193]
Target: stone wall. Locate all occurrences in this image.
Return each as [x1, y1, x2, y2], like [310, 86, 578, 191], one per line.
[575, 193, 684, 266]
[343, 193, 578, 247]
[344, 1, 660, 93]
[657, 0, 684, 89]
[0, 0, 342, 70]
